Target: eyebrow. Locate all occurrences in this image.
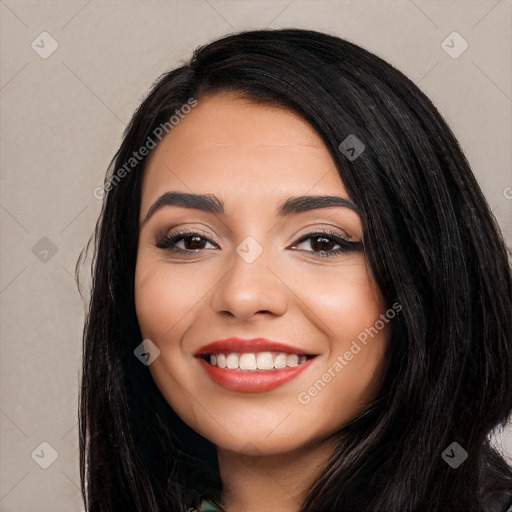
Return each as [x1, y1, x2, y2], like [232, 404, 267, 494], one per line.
[141, 191, 359, 225]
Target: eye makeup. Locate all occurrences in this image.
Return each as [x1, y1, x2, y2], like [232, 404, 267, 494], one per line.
[154, 227, 363, 258]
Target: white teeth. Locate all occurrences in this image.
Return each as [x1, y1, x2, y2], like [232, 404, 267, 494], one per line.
[239, 353, 257, 370]
[286, 354, 299, 367]
[207, 351, 310, 370]
[256, 352, 274, 370]
[226, 353, 239, 369]
[216, 353, 227, 368]
[274, 353, 287, 369]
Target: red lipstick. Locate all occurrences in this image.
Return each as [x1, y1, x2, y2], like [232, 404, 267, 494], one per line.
[195, 338, 317, 392]
[195, 337, 311, 356]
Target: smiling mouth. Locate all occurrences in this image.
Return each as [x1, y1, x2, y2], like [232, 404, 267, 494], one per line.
[199, 351, 315, 371]
[194, 337, 319, 392]
[197, 351, 318, 392]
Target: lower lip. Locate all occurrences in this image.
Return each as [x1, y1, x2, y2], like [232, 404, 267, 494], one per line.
[197, 357, 315, 392]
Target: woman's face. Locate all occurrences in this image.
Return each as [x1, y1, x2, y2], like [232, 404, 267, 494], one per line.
[135, 93, 389, 456]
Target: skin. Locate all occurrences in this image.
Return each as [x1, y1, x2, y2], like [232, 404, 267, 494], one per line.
[134, 93, 389, 511]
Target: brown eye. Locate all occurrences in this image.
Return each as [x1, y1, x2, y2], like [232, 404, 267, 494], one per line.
[310, 235, 336, 252]
[290, 230, 363, 258]
[184, 235, 207, 250]
[155, 231, 219, 254]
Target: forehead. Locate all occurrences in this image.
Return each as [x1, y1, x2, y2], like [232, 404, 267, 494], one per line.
[141, 94, 348, 208]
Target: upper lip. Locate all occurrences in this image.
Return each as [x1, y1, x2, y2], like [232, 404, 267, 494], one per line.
[194, 338, 315, 356]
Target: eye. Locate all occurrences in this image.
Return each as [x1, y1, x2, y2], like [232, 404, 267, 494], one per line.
[154, 228, 363, 258]
[155, 230, 219, 255]
[289, 230, 363, 258]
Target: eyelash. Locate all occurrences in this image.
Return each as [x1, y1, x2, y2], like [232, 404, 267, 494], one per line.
[155, 229, 363, 258]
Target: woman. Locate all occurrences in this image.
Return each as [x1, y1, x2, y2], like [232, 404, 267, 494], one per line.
[77, 28, 512, 511]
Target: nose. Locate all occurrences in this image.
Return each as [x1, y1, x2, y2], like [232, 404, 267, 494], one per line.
[210, 243, 289, 322]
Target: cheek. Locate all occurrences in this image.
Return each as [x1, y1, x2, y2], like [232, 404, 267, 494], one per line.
[135, 263, 176, 340]
[296, 259, 388, 404]
[297, 257, 384, 340]
[134, 255, 212, 339]
[134, 256, 206, 427]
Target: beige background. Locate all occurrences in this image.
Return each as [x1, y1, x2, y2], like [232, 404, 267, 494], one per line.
[1, 1, 511, 510]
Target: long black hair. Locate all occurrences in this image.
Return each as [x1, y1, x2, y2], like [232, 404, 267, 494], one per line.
[77, 28, 512, 511]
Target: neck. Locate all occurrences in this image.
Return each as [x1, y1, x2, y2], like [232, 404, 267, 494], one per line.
[217, 438, 336, 512]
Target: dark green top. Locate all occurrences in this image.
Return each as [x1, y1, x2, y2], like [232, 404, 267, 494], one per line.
[197, 497, 224, 511]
